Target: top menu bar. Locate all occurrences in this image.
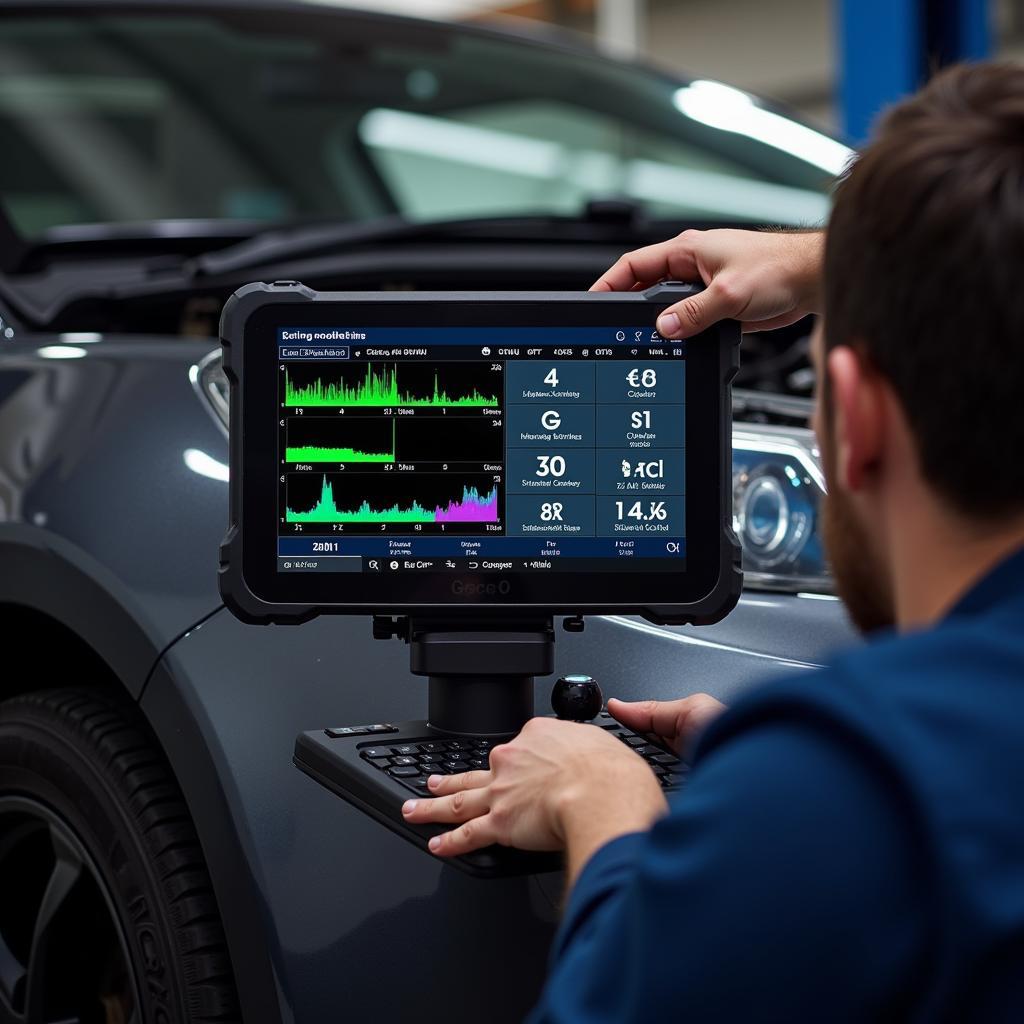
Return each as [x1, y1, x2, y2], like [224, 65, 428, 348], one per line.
[277, 326, 684, 358]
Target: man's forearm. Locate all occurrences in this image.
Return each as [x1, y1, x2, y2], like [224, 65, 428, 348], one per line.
[786, 229, 825, 315]
[558, 782, 667, 890]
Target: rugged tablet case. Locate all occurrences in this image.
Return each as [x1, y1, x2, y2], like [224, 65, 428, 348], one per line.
[218, 281, 742, 627]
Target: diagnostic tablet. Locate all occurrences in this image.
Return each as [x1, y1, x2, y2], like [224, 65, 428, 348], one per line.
[219, 281, 741, 625]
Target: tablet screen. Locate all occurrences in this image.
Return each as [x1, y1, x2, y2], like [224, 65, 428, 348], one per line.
[276, 325, 685, 578]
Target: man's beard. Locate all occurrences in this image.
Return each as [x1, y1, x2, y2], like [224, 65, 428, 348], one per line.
[819, 434, 896, 635]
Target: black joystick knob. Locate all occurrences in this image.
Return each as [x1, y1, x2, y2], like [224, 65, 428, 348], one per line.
[552, 675, 604, 721]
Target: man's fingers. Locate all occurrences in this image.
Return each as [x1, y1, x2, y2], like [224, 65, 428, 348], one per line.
[607, 697, 682, 740]
[402, 786, 489, 825]
[608, 695, 726, 750]
[655, 277, 746, 339]
[425, 770, 490, 795]
[426, 816, 499, 858]
[589, 241, 699, 293]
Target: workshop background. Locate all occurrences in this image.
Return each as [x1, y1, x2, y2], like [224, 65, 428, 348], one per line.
[325, 0, 1015, 141]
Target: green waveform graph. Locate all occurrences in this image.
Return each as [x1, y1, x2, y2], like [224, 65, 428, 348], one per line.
[285, 446, 394, 463]
[284, 365, 498, 408]
[286, 423, 395, 463]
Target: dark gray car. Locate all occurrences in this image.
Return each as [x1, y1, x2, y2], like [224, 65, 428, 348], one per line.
[0, 4, 855, 1021]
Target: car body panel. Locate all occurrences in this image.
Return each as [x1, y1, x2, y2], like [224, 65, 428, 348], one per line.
[0, 338, 227, 690]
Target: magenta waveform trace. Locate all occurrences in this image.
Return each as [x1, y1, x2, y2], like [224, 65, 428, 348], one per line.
[434, 487, 499, 523]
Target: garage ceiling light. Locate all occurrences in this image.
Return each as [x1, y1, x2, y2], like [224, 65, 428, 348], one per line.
[673, 80, 853, 177]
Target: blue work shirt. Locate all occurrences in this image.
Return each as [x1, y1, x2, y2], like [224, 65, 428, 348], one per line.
[532, 547, 1024, 1023]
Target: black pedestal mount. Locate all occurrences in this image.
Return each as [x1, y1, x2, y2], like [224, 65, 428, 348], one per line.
[374, 615, 556, 737]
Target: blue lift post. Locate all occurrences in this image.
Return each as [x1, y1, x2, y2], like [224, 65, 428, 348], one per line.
[838, 0, 993, 144]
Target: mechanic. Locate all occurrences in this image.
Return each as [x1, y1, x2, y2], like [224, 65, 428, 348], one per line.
[404, 62, 1024, 1021]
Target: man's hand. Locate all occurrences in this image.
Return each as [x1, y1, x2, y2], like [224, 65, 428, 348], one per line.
[402, 717, 668, 886]
[608, 693, 727, 758]
[591, 228, 823, 339]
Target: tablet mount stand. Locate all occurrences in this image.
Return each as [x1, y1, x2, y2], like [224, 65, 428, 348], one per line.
[372, 615, 562, 736]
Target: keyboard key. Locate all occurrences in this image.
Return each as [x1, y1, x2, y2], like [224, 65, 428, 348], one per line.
[391, 756, 418, 767]
[404, 779, 433, 796]
[360, 748, 393, 760]
[445, 761, 470, 773]
[325, 726, 370, 737]
[417, 753, 441, 765]
[469, 758, 487, 770]
[445, 740, 471, 753]
[419, 742, 448, 755]
[634, 745, 660, 757]
[394, 745, 419, 756]
[624, 735, 647, 747]
[366, 724, 397, 734]
[388, 766, 421, 778]
[650, 753, 679, 766]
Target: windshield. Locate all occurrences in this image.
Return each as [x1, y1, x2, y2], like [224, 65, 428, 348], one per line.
[0, 9, 845, 238]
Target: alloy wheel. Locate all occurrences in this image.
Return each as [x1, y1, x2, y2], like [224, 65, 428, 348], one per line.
[0, 797, 140, 1024]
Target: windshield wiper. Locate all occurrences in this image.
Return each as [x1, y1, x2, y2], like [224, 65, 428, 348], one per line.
[184, 200, 651, 280]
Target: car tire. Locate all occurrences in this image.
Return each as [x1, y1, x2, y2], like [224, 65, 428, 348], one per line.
[0, 688, 240, 1023]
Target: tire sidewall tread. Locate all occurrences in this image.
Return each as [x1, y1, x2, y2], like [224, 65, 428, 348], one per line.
[0, 688, 239, 1022]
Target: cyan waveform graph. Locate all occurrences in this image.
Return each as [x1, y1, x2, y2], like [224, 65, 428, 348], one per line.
[286, 473, 500, 525]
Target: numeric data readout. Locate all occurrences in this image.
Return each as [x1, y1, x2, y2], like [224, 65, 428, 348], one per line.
[276, 327, 686, 573]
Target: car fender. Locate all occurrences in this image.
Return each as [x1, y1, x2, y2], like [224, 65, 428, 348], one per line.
[0, 523, 187, 697]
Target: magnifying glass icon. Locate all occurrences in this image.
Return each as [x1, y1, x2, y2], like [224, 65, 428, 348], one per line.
[666, 542, 680, 554]
[368, 559, 379, 570]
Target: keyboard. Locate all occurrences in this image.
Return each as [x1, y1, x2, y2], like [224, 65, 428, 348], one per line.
[296, 711, 687, 876]
[351, 709, 689, 798]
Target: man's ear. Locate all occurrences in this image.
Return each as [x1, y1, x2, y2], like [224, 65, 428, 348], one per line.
[826, 345, 886, 493]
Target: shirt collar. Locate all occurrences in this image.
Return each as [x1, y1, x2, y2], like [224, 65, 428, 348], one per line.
[945, 543, 1024, 620]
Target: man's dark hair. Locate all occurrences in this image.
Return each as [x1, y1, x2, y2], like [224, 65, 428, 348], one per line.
[824, 62, 1024, 518]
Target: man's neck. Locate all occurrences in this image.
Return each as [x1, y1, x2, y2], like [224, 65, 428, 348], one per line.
[891, 508, 1024, 631]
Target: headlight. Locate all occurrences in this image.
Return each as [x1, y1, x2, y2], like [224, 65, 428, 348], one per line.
[733, 424, 831, 592]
